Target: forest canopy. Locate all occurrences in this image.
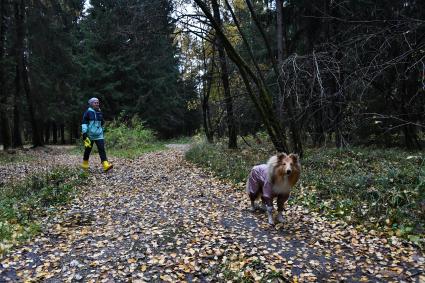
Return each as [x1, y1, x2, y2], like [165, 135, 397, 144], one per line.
[0, 0, 424, 151]
[0, 0, 200, 148]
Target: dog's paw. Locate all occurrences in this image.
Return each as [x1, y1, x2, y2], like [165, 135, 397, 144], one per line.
[257, 205, 267, 212]
[277, 214, 285, 223]
[268, 217, 275, 225]
[250, 203, 266, 213]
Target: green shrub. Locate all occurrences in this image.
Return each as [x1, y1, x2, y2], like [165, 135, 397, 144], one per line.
[104, 116, 165, 158]
[107, 116, 156, 148]
[71, 115, 193, 159]
[70, 115, 165, 158]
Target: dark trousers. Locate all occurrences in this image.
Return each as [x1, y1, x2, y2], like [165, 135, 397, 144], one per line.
[83, 139, 107, 162]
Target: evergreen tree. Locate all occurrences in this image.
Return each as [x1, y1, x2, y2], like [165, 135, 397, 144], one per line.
[76, 0, 200, 138]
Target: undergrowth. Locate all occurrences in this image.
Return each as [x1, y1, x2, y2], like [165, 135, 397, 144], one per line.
[185, 136, 425, 248]
[106, 116, 165, 158]
[71, 116, 192, 159]
[0, 168, 87, 255]
[0, 150, 34, 164]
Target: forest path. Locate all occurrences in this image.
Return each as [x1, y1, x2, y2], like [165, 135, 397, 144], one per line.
[0, 146, 424, 282]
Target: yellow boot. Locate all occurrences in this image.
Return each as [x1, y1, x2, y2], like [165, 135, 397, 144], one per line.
[102, 161, 113, 172]
[81, 160, 89, 170]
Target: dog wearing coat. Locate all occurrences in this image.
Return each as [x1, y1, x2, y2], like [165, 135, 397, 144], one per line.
[246, 153, 301, 225]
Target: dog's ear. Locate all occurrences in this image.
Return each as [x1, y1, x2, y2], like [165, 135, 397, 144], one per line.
[289, 153, 299, 163]
[277, 152, 287, 161]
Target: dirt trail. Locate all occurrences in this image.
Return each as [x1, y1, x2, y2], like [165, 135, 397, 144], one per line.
[0, 146, 423, 282]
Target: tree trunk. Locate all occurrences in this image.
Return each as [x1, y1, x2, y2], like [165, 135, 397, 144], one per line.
[246, 0, 303, 155]
[276, 0, 284, 122]
[400, 76, 421, 150]
[211, 0, 237, 149]
[0, 111, 11, 149]
[194, 0, 289, 153]
[69, 120, 78, 144]
[203, 104, 213, 143]
[277, 2, 303, 155]
[73, 120, 79, 144]
[312, 111, 325, 147]
[15, 0, 43, 147]
[44, 121, 50, 144]
[60, 123, 65, 144]
[12, 65, 23, 147]
[68, 122, 73, 144]
[202, 75, 214, 143]
[0, 0, 12, 150]
[52, 122, 58, 144]
[201, 40, 214, 143]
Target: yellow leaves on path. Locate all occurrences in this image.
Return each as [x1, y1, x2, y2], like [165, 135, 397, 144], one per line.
[0, 147, 424, 282]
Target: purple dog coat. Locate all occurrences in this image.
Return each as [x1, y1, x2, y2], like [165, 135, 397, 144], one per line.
[247, 164, 289, 210]
[247, 164, 273, 204]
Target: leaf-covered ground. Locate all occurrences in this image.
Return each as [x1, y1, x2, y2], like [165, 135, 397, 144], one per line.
[0, 146, 78, 185]
[0, 146, 424, 282]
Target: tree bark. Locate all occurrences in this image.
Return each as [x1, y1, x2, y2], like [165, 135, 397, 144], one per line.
[223, 0, 267, 89]
[15, 0, 43, 147]
[400, 73, 421, 150]
[211, 0, 237, 149]
[201, 41, 214, 143]
[73, 120, 79, 144]
[60, 123, 65, 144]
[276, 0, 284, 77]
[0, 0, 12, 150]
[68, 121, 73, 144]
[44, 120, 50, 144]
[52, 122, 58, 144]
[246, 0, 303, 155]
[12, 65, 22, 147]
[194, 0, 288, 153]
[69, 120, 79, 144]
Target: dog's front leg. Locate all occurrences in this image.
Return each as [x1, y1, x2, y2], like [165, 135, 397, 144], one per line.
[250, 200, 267, 212]
[277, 212, 284, 223]
[250, 200, 256, 212]
[277, 194, 289, 223]
[249, 192, 259, 212]
[266, 205, 274, 225]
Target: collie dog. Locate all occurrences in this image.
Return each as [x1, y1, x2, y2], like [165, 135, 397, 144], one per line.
[246, 153, 301, 225]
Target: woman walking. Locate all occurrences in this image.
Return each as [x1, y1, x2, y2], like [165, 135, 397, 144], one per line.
[81, 97, 113, 172]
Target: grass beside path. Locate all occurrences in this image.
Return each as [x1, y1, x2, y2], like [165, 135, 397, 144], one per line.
[70, 116, 192, 159]
[1, 145, 423, 281]
[0, 149, 34, 164]
[185, 138, 425, 248]
[0, 168, 87, 256]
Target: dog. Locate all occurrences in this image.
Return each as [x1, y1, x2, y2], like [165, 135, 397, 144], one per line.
[246, 153, 301, 225]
